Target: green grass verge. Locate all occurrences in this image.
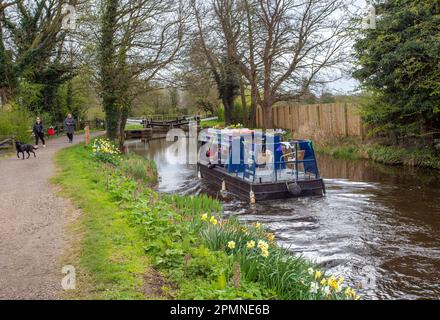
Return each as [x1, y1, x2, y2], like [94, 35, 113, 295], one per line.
[53, 146, 152, 300]
[315, 140, 362, 162]
[125, 124, 144, 130]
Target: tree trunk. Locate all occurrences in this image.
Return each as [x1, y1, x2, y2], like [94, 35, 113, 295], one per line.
[100, 0, 119, 141]
[0, 23, 15, 105]
[223, 95, 234, 126]
[249, 83, 258, 128]
[262, 102, 274, 129]
[249, 101, 257, 128]
[104, 97, 119, 140]
[240, 77, 248, 126]
[118, 105, 129, 149]
[0, 89, 9, 106]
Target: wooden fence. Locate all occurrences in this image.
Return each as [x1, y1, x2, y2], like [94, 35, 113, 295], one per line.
[256, 102, 364, 138]
[0, 136, 14, 153]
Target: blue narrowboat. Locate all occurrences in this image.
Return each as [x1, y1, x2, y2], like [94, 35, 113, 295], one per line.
[198, 129, 326, 202]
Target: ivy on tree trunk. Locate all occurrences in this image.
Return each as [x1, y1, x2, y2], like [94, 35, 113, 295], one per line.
[99, 0, 119, 141]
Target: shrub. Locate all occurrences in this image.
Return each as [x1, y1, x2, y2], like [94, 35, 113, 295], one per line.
[363, 144, 440, 169]
[0, 105, 33, 143]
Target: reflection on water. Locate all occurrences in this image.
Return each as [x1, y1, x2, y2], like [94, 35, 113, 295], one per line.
[127, 138, 440, 300]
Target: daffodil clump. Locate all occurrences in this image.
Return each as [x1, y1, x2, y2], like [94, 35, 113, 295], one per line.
[307, 268, 361, 300]
[198, 213, 361, 300]
[200, 215, 273, 258]
[92, 138, 122, 165]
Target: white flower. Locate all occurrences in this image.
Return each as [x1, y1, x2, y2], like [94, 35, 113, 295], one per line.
[308, 268, 315, 276]
[310, 282, 319, 294]
[323, 286, 331, 296]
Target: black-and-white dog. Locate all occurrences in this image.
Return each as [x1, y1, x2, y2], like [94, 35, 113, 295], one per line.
[15, 141, 37, 160]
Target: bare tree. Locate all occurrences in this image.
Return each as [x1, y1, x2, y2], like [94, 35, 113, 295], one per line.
[177, 39, 221, 115]
[192, 0, 243, 125]
[238, 0, 353, 128]
[241, 0, 259, 126]
[93, 0, 188, 142]
[202, 0, 353, 128]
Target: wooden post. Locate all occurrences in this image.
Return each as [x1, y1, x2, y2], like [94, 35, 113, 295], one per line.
[344, 103, 349, 137]
[85, 126, 90, 146]
[317, 104, 321, 127]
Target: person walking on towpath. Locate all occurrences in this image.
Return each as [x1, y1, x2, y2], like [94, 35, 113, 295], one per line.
[33, 117, 46, 148]
[64, 114, 76, 144]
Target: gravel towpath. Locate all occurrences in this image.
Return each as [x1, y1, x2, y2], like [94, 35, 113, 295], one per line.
[0, 133, 101, 300]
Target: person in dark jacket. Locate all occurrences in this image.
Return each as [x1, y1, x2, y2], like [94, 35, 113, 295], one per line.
[33, 117, 46, 148]
[64, 114, 76, 143]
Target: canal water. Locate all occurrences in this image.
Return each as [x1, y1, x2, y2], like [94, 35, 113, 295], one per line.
[127, 138, 440, 300]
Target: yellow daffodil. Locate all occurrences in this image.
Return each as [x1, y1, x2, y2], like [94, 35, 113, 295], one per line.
[210, 216, 218, 225]
[201, 213, 208, 221]
[327, 277, 335, 286]
[315, 270, 322, 280]
[328, 277, 341, 292]
[255, 222, 261, 229]
[247, 241, 256, 249]
[266, 233, 275, 242]
[320, 278, 327, 286]
[227, 241, 236, 249]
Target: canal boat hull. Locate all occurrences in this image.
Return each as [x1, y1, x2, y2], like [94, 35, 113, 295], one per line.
[198, 163, 325, 202]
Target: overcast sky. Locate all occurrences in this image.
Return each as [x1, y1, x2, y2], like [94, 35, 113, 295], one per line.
[327, 0, 371, 94]
[330, 77, 360, 94]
